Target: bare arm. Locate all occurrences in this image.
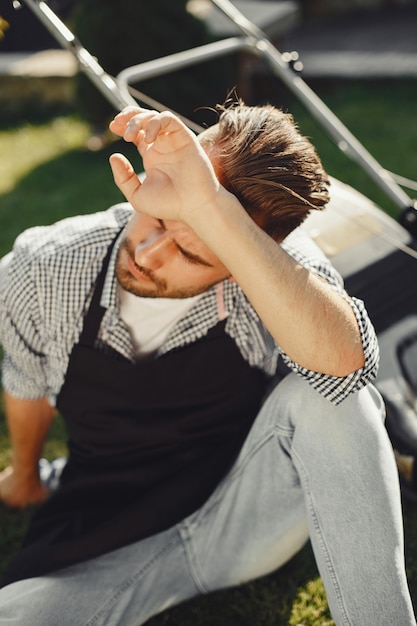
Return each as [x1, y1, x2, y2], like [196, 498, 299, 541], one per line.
[0, 392, 55, 508]
[188, 193, 364, 376]
[109, 108, 365, 377]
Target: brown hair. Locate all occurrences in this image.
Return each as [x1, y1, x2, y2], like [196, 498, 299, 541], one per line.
[203, 101, 330, 241]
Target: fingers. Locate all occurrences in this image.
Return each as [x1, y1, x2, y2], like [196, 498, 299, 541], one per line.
[109, 107, 164, 140]
[109, 106, 146, 137]
[109, 107, 192, 150]
[109, 153, 142, 204]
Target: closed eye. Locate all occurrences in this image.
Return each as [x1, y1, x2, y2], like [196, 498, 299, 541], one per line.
[176, 243, 214, 267]
[157, 219, 214, 268]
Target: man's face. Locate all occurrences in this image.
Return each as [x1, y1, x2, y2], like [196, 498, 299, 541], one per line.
[116, 214, 230, 298]
[116, 125, 230, 299]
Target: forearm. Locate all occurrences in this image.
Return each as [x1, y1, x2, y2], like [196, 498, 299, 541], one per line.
[4, 392, 56, 478]
[0, 392, 56, 507]
[190, 190, 365, 377]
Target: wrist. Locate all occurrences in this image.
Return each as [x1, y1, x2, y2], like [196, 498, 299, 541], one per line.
[11, 459, 41, 481]
[190, 186, 245, 243]
[190, 186, 260, 267]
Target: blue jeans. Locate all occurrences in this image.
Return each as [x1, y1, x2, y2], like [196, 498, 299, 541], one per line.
[0, 374, 415, 625]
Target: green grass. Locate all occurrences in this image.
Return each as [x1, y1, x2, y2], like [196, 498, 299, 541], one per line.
[0, 117, 140, 257]
[1, 81, 417, 624]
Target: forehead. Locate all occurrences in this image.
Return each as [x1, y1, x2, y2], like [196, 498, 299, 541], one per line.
[198, 123, 219, 148]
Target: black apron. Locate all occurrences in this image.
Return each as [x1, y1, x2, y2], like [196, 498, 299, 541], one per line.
[2, 236, 268, 586]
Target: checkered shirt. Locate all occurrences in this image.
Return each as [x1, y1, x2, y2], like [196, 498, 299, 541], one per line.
[0, 203, 379, 406]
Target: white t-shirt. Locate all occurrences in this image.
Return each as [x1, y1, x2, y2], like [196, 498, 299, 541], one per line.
[118, 286, 203, 357]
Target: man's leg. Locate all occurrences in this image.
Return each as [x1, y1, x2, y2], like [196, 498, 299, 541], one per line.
[0, 524, 202, 626]
[0, 374, 414, 625]
[0, 375, 306, 626]
[180, 374, 416, 625]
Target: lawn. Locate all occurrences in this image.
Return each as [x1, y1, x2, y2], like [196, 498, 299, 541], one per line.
[0, 79, 417, 624]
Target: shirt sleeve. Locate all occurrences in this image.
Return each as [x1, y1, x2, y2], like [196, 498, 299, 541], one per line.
[278, 229, 379, 404]
[0, 239, 49, 400]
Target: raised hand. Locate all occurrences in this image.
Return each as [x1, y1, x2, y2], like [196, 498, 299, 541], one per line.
[109, 107, 221, 226]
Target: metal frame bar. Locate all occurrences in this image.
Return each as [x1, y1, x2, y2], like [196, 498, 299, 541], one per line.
[16, 0, 137, 110]
[16, 0, 417, 227]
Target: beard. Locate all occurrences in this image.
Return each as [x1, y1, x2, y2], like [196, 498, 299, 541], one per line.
[115, 238, 222, 299]
[116, 238, 167, 297]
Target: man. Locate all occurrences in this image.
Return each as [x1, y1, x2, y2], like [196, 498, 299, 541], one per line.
[0, 102, 414, 624]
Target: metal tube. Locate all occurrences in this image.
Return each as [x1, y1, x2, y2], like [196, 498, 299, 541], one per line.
[207, 1, 414, 213]
[117, 36, 252, 104]
[210, 0, 266, 39]
[116, 0, 414, 212]
[256, 39, 414, 211]
[19, 0, 137, 110]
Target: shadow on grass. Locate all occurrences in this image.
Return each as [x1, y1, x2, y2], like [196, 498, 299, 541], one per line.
[0, 412, 68, 575]
[0, 505, 35, 575]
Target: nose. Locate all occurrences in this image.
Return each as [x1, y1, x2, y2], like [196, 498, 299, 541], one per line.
[134, 228, 172, 270]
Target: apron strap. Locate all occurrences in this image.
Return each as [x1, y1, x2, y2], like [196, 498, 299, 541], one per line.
[79, 230, 122, 347]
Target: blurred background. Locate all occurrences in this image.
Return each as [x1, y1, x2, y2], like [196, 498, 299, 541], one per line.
[0, 2, 417, 625]
[1, 0, 417, 129]
[1, 0, 416, 214]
